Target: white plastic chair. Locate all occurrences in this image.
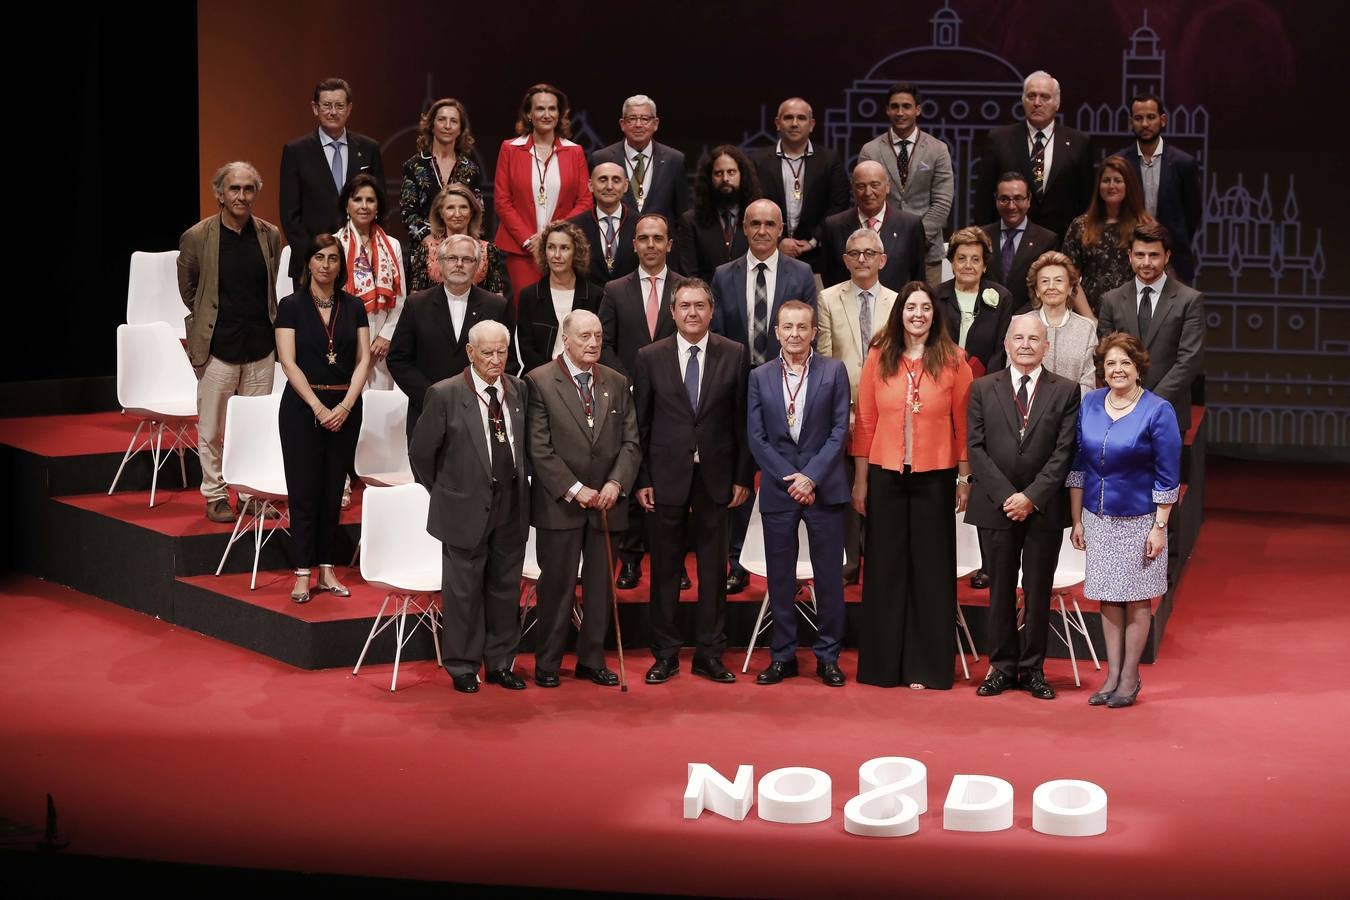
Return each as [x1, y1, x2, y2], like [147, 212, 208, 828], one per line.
[276, 245, 294, 299]
[215, 393, 289, 589]
[738, 493, 826, 674]
[952, 511, 982, 680]
[1018, 528, 1101, 687]
[354, 388, 413, 487]
[125, 251, 187, 339]
[353, 483, 443, 691]
[109, 323, 199, 507]
[271, 361, 287, 394]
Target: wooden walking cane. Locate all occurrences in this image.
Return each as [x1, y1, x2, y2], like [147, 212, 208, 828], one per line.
[599, 508, 629, 692]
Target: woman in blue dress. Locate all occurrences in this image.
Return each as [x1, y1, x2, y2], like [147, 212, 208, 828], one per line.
[1068, 332, 1181, 708]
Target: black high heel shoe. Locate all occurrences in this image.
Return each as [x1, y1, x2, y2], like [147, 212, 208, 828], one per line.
[1106, 678, 1142, 708]
[1087, 680, 1119, 706]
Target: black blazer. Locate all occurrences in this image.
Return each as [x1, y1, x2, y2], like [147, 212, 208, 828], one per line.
[278, 130, 384, 278]
[1114, 142, 1203, 281]
[589, 141, 689, 223]
[516, 278, 604, 373]
[816, 206, 925, 291]
[386, 285, 517, 437]
[633, 333, 754, 506]
[751, 145, 850, 271]
[675, 208, 748, 283]
[965, 367, 1080, 532]
[933, 278, 1014, 375]
[567, 205, 639, 285]
[597, 268, 685, 377]
[980, 220, 1059, 313]
[974, 123, 1094, 243]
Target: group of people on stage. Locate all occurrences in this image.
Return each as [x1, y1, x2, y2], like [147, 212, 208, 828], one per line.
[176, 69, 1205, 705]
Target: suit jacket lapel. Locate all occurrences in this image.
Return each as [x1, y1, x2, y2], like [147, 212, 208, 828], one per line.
[874, 133, 903, 199]
[992, 369, 1022, 439]
[841, 284, 864, 361]
[1020, 370, 1055, 442]
[590, 367, 612, 441]
[1145, 281, 1179, 349]
[552, 363, 592, 436]
[460, 293, 485, 350]
[508, 379, 527, 480]
[462, 388, 492, 478]
[307, 135, 338, 202]
[1120, 284, 1142, 339]
[1043, 132, 1076, 194]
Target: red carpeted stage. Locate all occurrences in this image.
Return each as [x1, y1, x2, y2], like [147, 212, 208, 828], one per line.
[2, 413, 1348, 896]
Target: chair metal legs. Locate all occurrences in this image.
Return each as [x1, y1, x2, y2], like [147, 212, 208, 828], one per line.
[955, 601, 979, 680]
[741, 580, 818, 673]
[108, 418, 198, 507]
[215, 499, 289, 589]
[353, 592, 443, 691]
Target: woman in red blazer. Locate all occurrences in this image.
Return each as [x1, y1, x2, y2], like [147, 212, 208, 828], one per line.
[851, 280, 973, 691]
[493, 83, 593, 307]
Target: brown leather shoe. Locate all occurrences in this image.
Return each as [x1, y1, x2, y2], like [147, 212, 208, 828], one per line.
[205, 498, 236, 523]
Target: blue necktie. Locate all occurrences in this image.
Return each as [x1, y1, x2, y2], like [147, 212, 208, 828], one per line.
[330, 140, 345, 192]
[685, 346, 700, 411]
[1002, 228, 1019, 276]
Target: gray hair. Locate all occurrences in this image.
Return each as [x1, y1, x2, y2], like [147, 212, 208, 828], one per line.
[622, 94, 657, 117]
[468, 319, 510, 346]
[1007, 311, 1048, 338]
[561, 309, 601, 335]
[1023, 70, 1061, 104]
[777, 96, 814, 118]
[211, 161, 262, 197]
[439, 233, 481, 265]
[845, 228, 884, 252]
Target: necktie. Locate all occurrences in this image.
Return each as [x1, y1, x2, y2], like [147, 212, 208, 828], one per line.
[603, 215, 617, 263]
[896, 139, 911, 189]
[752, 262, 769, 364]
[330, 139, 345, 192]
[632, 152, 647, 207]
[484, 385, 513, 484]
[1031, 131, 1046, 195]
[1001, 229, 1018, 276]
[858, 289, 873, 349]
[866, 216, 879, 232]
[684, 345, 700, 411]
[720, 209, 735, 251]
[645, 275, 661, 338]
[1137, 286, 1153, 341]
[575, 371, 594, 428]
[1016, 374, 1031, 438]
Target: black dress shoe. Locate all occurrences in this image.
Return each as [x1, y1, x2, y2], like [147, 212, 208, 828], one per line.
[725, 569, 749, 594]
[976, 669, 1017, 696]
[1106, 678, 1141, 708]
[1087, 681, 1119, 706]
[451, 673, 479, 693]
[1019, 669, 1056, 700]
[645, 657, 679, 684]
[841, 566, 860, 586]
[969, 570, 991, 589]
[616, 561, 640, 590]
[755, 659, 799, 685]
[680, 567, 692, 591]
[692, 656, 736, 683]
[485, 668, 527, 690]
[816, 660, 847, 687]
[575, 663, 620, 686]
[534, 670, 561, 688]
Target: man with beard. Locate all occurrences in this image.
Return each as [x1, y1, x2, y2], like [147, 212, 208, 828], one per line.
[676, 145, 761, 283]
[1114, 94, 1202, 283]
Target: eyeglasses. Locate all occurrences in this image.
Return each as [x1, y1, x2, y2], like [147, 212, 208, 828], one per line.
[317, 102, 348, 112]
[623, 114, 656, 125]
[439, 255, 477, 266]
[843, 249, 882, 260]
[996, 195, 1029, 205]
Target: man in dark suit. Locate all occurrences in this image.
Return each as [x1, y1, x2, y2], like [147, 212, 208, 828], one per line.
[1115, 94, 1203, 282]
[966, 313, 1081, 700]
[567, 162, 638, 285]
[816, 160, 926, 291]
[597, 212, 686, 589]
[590, 94, 688, 223]
[635, 279, 753, 684]
[524, 310, 641, 688]
[677, 145, 760, 282]
[409, 320, 530, 694]
[973, 71, 1093, 243]
[278, 77, 384, 279]
[1097, 222, 1205, 432]
[388, 235, 516, 440]
[751, 98, 849, 275]
[982, 172, 1059, 313]
[746, 301, 851, 687]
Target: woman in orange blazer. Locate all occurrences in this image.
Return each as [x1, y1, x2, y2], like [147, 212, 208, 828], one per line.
[851, 280, 973, 689]
[493, 83, 593, 307]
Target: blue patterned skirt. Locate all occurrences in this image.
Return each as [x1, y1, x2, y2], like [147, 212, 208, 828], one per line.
[1082, 509, 1168, 602]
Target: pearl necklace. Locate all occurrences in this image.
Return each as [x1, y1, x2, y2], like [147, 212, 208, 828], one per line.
[1107, 387, 1141, 410]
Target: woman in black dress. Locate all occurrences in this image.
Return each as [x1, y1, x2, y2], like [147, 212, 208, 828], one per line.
[275, 234, 371, 603]
[515, 220, 604, 372]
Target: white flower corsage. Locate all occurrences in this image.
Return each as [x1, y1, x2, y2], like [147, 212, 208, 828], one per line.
[981, 288, 1000, 308]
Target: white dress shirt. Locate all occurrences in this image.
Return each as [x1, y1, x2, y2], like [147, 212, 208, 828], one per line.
[1137, 137, 1163, 216]
[596, 205, 625, 261]
[444, 286, 470, 341]
[468, 365, 516, 465]
[319, 127, 349, 181]
[677, 331, 710, 462]
[745, 250, 780, 342]
[776, 139, 813, 233]
[531, 144, 562, 231]
[1027, 122, 1056, 185]
[779, 353, 812, 443]
[1135, 274, 1167, 315]
[624, 141, 655, 208]
[858, 202, 888, 230]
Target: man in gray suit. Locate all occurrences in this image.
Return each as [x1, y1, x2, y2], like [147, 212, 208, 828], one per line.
[525, 310, 641, 687]
[1097, 222, 1205, 432]
[589, 94, 688, 222]
[409, 320, 531, 694]
[857, 82, 954, 286]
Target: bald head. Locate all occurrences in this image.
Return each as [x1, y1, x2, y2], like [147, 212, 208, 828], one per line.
[562, 309, 603, 369]
[851, 160, 890, 217]
[775, 97, 815, 152]
[1004, 312, 1049, 374]
[743, 198, 784, 260]
[589, 161, 629, 213]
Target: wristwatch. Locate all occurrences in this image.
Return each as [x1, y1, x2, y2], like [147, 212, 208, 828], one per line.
[955, 474, 972, 486]
[1153, 519, 1167, 529]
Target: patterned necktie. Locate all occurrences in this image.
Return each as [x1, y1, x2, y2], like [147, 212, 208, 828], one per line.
[752, 262, 769, 364]
[866, 216, 879, 232]
[1137, 286, 1153, 341]
[330, 139, 345, 192]
[1016, 374, 1031, 439]
[1031, 131, 1046, 195]
[684, 345, 700, 411]
[484, 385, 512, 482]
[603, 215, 617, 264]
[632, 152, 647, 208]
[645, 275, 661, 338]
[858, 289, 873, 349]
[1001, 229, 1018, 276]
[575, 371, 594, 427]
[896, 139, 911, 189]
